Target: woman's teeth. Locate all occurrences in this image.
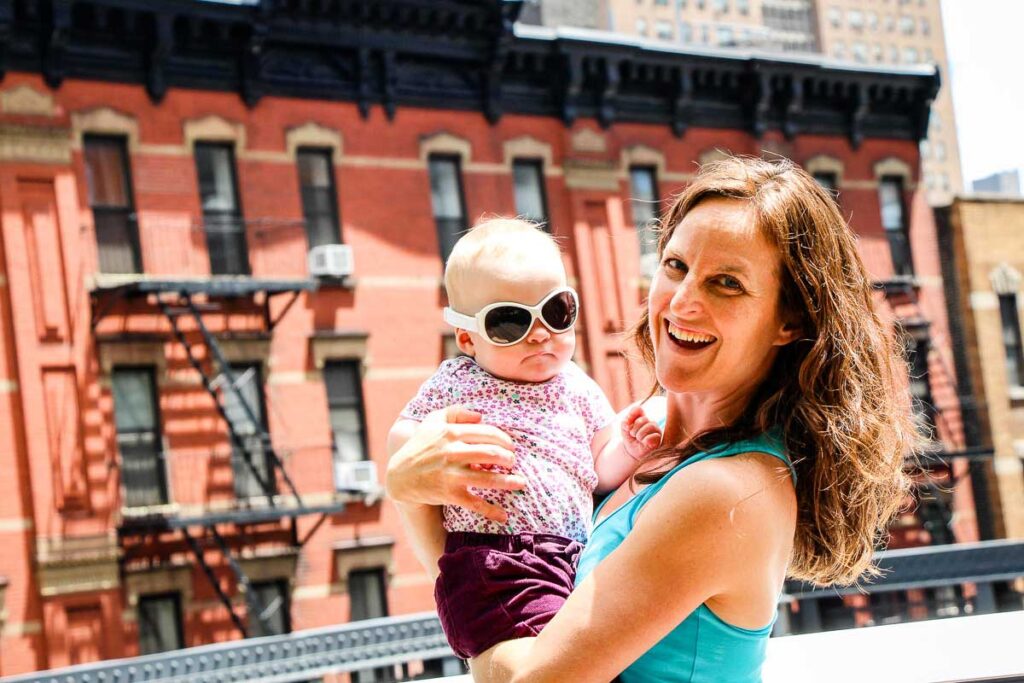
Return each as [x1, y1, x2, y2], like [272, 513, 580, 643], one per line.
[667, 323, 716, 345]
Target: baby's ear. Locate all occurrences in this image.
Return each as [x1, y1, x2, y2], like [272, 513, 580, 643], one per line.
[455, 329, 476, 357]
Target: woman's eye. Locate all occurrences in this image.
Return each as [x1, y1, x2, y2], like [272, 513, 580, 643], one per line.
[663, 258, 685, 272]
[717, 275, 743, 291]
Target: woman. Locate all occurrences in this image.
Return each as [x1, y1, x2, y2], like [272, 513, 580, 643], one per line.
[386, 156, 921, 682]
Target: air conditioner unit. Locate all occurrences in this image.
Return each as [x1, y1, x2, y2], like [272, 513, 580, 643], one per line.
[335, 460, 378, 493]
[308, 244, 354, 279]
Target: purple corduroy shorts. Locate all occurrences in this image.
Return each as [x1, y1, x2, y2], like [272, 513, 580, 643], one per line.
[434, 531, 583, 660]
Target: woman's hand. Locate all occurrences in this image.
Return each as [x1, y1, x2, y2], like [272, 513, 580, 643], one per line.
[385, 405, 526, 523]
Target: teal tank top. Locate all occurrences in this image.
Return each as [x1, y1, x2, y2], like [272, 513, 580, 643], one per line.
[575, 430, 795, 683]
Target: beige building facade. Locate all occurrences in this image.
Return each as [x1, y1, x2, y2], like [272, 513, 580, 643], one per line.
[945, 197, 1024, 539]
[600, 0, 961, 205]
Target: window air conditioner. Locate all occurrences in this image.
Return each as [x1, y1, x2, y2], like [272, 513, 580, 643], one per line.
[335, 460, 378, 493]
[308, 244, 354, 279]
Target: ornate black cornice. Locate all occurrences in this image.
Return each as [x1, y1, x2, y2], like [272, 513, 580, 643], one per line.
[1, 0, 939, 142]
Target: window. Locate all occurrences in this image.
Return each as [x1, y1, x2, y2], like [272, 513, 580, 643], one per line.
[813, 171, 839, 195]
[899, 15, 915, 34]
[737, 0, 749, 15]
[852, 42, 868, 62]
[655, 19, 673, 40]
[833, 42, 846, 60]
[889, 45, 900, 63]
[920, 17, 930, 35]
[323, 360, 369, 489]
[878, 176, 913, 276]
[930, 111, 943, 132]
[137, 593, 183, 655]
[828, 7, 841, 27]
[349, 567, 391, 683]
[636, 17, 647, 35]
[868, 11, 879, 29]
[84, 135, 141, 274]
[512, 159, 549, 228]
[712, 0, 727, 12]
[696, 0, 705, 10]
[884, 15, 895, 32]
[427, 155, 467, 263]
[904, 328, 936, 438]
[848, 9, 864, 29]
[249, 579, 290, 637]
[224, 362, 274, 499]
[297, 148, 341, 248]
[113, 367, 168, 508]
[195, 143, 249, 275]
[999, 294, 1024, 387]
[716, 26, 734, 46]
[934, 141, 946, 161]
[656, 0, 669, 5]
[700, 24, 710, 43]
[873, 43, 884, 62]
[903, 46, 919, 63]
[920, 140, 931, 158]
[679, 20, 693, 42]
[629, 167, 660, 277]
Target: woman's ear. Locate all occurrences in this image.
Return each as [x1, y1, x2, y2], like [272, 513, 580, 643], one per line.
[773, 319, 804, 347]
[455, 329, 477, 357]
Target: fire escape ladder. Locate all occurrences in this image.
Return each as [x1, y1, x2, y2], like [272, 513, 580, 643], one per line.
[208, 525, 277, 637]
[158, 297, 278, 501]
[182, 526, 249, 638]
[179, 296, 306, 505]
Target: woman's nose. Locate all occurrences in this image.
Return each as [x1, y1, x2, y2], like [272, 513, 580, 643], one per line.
[525, 318, 551, 343]
[669, 275, 703, 316]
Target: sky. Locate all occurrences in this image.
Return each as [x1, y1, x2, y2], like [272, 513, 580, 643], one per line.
[942, 0, 1024, 187]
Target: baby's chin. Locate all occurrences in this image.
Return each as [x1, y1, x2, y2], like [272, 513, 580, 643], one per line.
[479, 356, 569, 384]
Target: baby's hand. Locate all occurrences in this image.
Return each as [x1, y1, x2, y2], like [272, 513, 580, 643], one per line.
[621, 403, 662, 460]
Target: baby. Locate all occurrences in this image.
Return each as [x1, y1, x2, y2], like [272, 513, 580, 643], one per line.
[389, 218, 662, 660]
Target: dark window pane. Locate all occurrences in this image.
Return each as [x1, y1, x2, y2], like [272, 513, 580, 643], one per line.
[428, 156, 466, 261]
[324, 361, 368, 483]
[907, 335, 936, 437]
[195, 143, 249, 275]
[84, 136, 140, 274]
[250, 580, 290, 637]
[999, 294, 1024, 386]
[629, 166, 660, 275]
[84, 137, 130, 207]
[878, 176, 912, 276]
[298, 149, 341, 247]
[513, 160, 548, 227]
[113, 367, 167, 507]
[349, 568, 388, 621]
[223, 363, 273, 499]
[813, 171, 838, 193]
[138, 593, 183, 655]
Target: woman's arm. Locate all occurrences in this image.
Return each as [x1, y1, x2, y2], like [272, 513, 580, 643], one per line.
[476, 454, 794, 683]
[385, 406, 526, 578]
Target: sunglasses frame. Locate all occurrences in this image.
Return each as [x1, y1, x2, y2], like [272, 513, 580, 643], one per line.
[443, 286, 580, 347]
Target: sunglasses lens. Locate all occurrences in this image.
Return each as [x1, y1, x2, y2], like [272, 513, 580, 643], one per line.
[541, 292, 578, 331]
[484, 306, 533, 344]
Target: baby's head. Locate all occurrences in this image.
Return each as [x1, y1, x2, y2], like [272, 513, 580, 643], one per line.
[444, 218, 576, 383]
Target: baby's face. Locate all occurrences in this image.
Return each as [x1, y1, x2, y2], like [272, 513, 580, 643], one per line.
[456, 264, 576, 383]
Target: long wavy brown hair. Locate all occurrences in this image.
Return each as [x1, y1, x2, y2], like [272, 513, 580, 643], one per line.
[633, 155, 922, 586]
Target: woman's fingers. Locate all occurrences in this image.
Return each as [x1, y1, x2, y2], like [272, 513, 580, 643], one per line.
[455, 468, 528, 492]
[447, 441, 517, 470]
[456, 492, 510, 524]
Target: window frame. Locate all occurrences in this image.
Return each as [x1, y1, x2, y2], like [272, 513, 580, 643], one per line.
[629, 165, 661, 277]
[878, 175, 914, 277]
[194, 141, 250, 276]
[112, 365, 169, 508]
[511, 158, 550, 230]
[323, 359, 370, 474]
[248, 578, 292, 637]
[999, 293, 1024, 388]
[296, 146, 343, 248]
[137, 591, 184, 655]
[427, 154, 469, 263]
[83, 134, 143, 275]
[225, 361, 275, 500]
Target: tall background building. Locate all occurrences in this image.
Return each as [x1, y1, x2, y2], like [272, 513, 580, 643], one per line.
[533, 0, 961, 206]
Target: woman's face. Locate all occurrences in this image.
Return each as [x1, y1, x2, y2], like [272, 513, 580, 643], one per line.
[648, 197, 800, 400]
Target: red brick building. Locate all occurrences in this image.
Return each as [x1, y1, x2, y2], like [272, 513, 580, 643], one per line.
[0, 0, 980, 675]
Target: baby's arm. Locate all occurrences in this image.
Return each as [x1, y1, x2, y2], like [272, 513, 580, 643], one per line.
[592, 403, 663, 494]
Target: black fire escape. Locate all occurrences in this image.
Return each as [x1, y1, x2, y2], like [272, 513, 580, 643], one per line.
[92, 274, 350, 639]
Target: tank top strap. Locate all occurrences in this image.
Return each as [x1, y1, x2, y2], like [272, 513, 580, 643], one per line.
[626, 428, 795, 527]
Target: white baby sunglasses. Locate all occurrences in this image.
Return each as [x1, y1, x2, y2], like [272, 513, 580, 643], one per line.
[443, 287, 580, 346]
